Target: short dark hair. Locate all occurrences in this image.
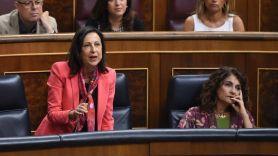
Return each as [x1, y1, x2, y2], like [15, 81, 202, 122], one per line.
[68, 26, 108, 76]
[199, 66, 249, 113]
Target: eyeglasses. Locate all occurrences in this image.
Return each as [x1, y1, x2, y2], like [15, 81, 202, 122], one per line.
[17, 0, 43, 7]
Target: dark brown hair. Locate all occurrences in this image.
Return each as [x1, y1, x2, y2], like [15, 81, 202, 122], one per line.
[90, 0, 137, 31]
[68, 26, 108, 76]
[199, 66, 249, 113]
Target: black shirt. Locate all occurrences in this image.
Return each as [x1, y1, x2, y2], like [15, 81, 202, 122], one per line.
[86, 16, 144, 32]
[18, 14, 37, 34]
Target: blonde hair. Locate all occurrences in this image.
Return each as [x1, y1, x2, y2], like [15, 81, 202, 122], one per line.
[196, 0, 230, 18]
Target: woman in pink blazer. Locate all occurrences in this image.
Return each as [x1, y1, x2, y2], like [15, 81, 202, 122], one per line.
[35, 27, 115, 135]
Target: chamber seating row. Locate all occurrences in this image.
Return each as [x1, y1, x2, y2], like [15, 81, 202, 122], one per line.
[0, 0, 195, 31]
[75, 0, 195, 30]
[0, 73, 209, 136]
[1, 72, 259, 136]
[0, 71, 210, 137]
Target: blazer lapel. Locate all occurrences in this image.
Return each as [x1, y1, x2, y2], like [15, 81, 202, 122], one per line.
[9, 10, 20, 34]
[70, 74, 79, 109]
[97, 73, 109, 129]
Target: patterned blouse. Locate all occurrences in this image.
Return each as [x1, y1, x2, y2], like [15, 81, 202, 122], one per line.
[178, 107, 255, 128]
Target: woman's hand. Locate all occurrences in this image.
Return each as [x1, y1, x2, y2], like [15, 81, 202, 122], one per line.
[69, 103, 88, 120]
[230, 91, 247, 116]
[230, 91, 253, 128]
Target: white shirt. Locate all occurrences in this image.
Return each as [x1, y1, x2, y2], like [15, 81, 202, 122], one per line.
[192, 14, 234, 32]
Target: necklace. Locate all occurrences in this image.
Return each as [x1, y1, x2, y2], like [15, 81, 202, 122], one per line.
[215, 112, 229, 119]
[112, 25, 124, 32]
[83, 68, 97, 83]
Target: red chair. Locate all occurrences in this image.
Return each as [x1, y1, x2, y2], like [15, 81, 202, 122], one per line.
[0, 0, 15, 15]
[75, 0, 97, 30]
[131, 0, 144, 19]
[167, 0, 196, 31]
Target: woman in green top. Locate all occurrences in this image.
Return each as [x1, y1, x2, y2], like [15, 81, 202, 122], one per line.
[178, 66, 255, 128]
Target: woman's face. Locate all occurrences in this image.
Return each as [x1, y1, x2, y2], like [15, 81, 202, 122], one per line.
[204, 0, 226, 13]
[217, 74, 241, 106]
[81, 32, 102, 69]
[107, 0, 128, 18]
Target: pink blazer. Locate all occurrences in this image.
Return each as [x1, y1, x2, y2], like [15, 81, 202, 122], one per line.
[35, 61, 115, 135]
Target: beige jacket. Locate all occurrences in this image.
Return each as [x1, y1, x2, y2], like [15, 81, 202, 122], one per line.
[0, 9, 58, 35]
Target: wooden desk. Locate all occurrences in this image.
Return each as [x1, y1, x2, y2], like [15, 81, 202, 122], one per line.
[1, 129, 278, 156]
[2, 142, 278, 156]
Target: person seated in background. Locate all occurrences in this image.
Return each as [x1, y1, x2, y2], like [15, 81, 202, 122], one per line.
[86, 0, 144, 32]
[178, 66, 255, 128]
[35, 27, 115, 135]
[184, 0, 245, 31]
[0, 0, 57, 34]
